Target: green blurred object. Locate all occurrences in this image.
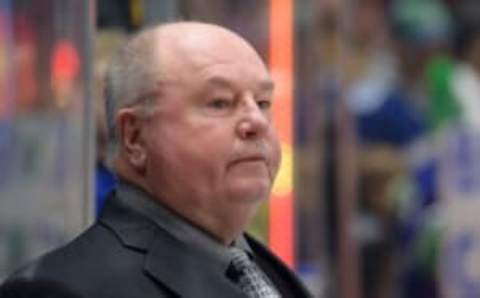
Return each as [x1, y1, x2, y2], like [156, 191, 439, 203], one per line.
[391, 0, 452, 45]
[424, 55, 460, 131]
[414, 218, 444, 274]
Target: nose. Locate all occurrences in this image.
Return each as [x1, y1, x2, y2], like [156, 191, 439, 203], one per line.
[235, 98, 269, 140]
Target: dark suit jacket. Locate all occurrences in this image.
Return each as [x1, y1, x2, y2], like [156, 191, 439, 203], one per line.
[1, 192, 311, 298]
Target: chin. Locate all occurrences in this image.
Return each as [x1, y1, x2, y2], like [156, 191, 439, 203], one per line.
[228, 181, 271, 203]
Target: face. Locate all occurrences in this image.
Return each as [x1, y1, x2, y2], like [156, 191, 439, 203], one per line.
[141, 32, 281, 229]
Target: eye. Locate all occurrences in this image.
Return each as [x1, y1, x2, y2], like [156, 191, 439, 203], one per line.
[208, 99, 232, 109]
[257, 100, 272, 110]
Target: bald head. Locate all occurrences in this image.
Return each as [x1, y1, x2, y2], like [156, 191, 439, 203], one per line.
[104, 22, 267, 166]
[155, 22, 265, 71]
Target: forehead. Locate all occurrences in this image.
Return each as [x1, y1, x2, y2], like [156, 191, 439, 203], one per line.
[156, 25, 271, 87]
[204, 74, 274, 93]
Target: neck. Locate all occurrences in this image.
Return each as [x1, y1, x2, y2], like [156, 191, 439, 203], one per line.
[216, 201, 263, 244]
[167, 200, 261, 246]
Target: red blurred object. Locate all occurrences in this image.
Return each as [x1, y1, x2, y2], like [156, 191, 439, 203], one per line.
[51, 40, 80, 83]
[15, 13, 38, 111]
[51, 40, 80, 107]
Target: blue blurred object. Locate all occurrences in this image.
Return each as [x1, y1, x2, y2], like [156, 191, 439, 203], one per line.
[356, 87, 426, 147]
[95, 163, 116, 216]
[414, 161, 437, 208]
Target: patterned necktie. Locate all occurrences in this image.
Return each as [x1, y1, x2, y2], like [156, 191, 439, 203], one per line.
[228, 247, 281, 298]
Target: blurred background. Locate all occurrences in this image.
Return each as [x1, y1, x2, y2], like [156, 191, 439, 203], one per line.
[1, 0, 480, 297]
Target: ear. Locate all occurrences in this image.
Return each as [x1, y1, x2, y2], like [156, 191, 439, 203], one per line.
[116, 109, 148, 171]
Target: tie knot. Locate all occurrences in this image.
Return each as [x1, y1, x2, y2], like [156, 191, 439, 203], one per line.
[227, 247, 281, 298]
[229, 247, 252, 272]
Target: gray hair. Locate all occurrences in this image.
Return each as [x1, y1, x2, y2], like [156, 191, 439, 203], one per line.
[104, 27, 162, 167]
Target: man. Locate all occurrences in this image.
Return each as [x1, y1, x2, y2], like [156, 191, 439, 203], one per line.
[0, 22, 310, 297]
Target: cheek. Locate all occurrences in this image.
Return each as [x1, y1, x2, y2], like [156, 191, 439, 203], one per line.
[148, 127, 230, 182]
[268, 130, 282, 176]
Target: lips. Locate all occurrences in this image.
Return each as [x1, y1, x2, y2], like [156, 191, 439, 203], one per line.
[228, 154, 267, 168]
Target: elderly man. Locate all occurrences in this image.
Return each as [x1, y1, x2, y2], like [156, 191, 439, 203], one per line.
[0, 22, 310, 298]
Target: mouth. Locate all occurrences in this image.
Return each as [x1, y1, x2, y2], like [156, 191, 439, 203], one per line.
[228, 155, 267, 168]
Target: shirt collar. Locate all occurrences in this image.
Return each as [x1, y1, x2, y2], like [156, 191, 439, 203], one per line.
[116, 180, 253, 273]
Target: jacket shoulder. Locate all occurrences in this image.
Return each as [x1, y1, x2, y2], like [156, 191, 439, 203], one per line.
[0, 278, 83, 298]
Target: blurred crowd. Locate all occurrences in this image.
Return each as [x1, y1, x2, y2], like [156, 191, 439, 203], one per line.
[336, 0, 480, 297]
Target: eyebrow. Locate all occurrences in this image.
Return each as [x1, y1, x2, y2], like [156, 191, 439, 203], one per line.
[206, 76, 275, 92]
